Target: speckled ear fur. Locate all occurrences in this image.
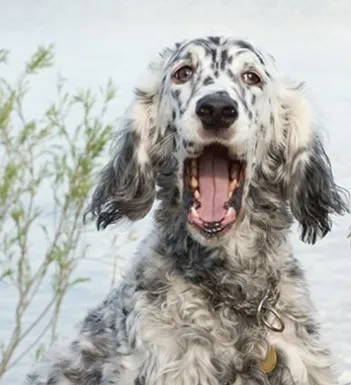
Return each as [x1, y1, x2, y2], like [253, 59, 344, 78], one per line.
[276, 84, 349, 243]
[85, 48, 177, 229]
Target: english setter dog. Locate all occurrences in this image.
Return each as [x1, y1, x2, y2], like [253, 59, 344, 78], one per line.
[26, 36, 350, 385]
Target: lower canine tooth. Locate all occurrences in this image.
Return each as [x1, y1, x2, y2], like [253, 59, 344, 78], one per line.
[226, 207, 235, 216]
[191, 176, 198, 189]
[191, 207, 199, 218]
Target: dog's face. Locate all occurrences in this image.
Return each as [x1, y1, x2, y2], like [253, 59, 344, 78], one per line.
[158, 38, 277, 243]
[86, 36, 349, 247]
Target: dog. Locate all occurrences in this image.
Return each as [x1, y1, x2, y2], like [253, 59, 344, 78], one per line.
[26, 36, 350, 385]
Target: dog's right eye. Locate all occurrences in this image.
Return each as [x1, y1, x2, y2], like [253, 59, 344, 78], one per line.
[241, 71, 262, 86]
[172, 66, 193, 83]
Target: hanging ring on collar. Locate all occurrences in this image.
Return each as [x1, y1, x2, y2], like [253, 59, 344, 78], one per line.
[257, 293, 285, 333]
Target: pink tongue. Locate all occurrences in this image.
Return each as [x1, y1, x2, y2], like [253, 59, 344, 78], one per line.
[197, 147, 229, 222]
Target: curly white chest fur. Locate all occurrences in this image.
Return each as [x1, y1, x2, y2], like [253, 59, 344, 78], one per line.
[116, 273, 339, 385]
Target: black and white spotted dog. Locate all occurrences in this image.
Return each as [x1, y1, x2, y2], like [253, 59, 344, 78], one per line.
[26, 36, 349, 385]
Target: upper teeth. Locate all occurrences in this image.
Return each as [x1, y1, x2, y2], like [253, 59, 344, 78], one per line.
[229, 179, 237, 192]
[188, 157, 242, 204]
[191, 176, 198, 189]
[190, 160, 199, 194]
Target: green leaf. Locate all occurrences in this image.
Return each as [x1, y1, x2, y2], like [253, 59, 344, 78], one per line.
[35, 343, 47, 361]
[25, 45, 54, 74]
[69, 277, 91, 287]
[0, 49, 9, 64]
[0, 92, 15, 128]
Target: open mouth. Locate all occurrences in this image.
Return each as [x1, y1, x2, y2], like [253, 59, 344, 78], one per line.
[184, 144, 246, 237]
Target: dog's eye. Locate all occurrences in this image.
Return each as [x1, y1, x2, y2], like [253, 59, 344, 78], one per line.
[241, 71, 262, 86]
[172, 66, 193, 83]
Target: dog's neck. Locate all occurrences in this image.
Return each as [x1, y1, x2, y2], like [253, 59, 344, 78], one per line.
[136, 214, 288, 320]
[154, 202, 291, 279]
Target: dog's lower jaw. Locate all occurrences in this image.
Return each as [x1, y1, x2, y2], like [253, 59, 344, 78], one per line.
[186, 221, 234, 248]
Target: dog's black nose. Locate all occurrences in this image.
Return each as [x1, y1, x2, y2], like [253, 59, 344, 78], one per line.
[196, 92, 238, 130]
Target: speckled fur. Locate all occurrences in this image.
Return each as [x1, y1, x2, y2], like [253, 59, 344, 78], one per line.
[25, 36, 349, 385]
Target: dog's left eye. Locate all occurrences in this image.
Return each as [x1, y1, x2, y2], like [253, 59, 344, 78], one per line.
[241, 71, 262, 86]
[172, 66, 193, 83]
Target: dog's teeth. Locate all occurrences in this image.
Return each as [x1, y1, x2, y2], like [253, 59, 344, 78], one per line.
[194, 190, 200, 200]
[191, 207, 199, 218]
[229, 179, 237, 192]
[191, 176, 198, 189]
[203, 221, 223, 234]
[225, 207, 235, 217]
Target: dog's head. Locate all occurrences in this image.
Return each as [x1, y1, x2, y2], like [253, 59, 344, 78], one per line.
[86, 36, 349, 246]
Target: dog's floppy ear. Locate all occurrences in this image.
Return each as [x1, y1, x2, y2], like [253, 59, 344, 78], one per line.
[274, 82, 350, 244]
[289, 134, 349, 244]
[85, 49, 175, 230]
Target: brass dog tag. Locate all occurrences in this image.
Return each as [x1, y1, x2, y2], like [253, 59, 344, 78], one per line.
[259, 345, 277, 373]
